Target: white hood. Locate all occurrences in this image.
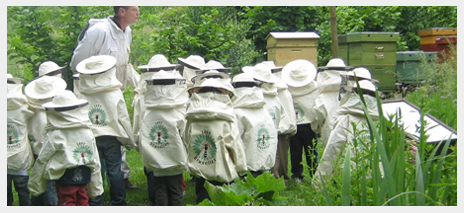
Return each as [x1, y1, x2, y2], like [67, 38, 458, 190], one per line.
[78, 67, 122, 94]
[232, 87, 266, 109]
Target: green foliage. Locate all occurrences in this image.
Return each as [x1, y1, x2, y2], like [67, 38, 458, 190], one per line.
[195, 171, 287, 206]
[405, 46, 457, 130]
[313, 79, 457, 206]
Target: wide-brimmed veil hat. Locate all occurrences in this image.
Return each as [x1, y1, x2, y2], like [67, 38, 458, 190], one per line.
[188, 78, 235, 98]
[259, 61, 283, 73]
[232, 72, 261, 88]
[326, 58, 346, 68]
[197, 60, 232, 74]
[24, 75, 67, 100]
[340, 67, 378, 83]
[242, 63, 279, 83]
[7, 74, 24, 84]
[281, 59, 317, 87]
[42, 90, 88, 110]
[39, 61, 65, 76]
[76, 55, 117, 75]
[353, 80, 377, 92]
[146, 70, 185, 85]
[138, 54, 180, 71]
[178, 55, 206, 70]
[191, 70, 230, 84]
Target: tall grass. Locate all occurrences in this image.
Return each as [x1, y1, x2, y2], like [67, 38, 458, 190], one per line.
[311, 47, 457, 206]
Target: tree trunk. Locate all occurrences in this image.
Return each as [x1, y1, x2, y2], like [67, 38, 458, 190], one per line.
[329, 6, 338, 58]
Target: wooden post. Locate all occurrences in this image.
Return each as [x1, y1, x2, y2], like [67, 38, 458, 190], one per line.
[329, 6, 338, 58]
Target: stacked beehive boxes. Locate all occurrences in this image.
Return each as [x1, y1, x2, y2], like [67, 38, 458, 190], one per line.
[338, 32, 400, 93]
[266, 31, 320, 67]
[419, 27, 457, 60]
[396, 51, 438, 85]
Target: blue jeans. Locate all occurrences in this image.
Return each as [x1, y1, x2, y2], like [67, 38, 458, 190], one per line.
[90, 136, 127, 206]
[31, 180, 58, 206]
[7, 174, 31, 206]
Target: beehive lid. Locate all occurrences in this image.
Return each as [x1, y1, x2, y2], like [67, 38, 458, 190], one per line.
[266, 32, 320, 40]
[419, 27, 457, 37]
[338, 32, 400, 43]
[396, 51, 438, 61]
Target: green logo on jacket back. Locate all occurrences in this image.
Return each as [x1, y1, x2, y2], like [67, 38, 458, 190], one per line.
[7, 124, 20, 148]
[193, 130, 216, 165]
[73, 142, 94, 165]
[89, 104, 107, 127]
[256, 125, 270, 149]
[149, 121, 169, 148]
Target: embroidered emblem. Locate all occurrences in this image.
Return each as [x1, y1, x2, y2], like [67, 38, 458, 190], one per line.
[256, 125, 270, 149]
[7, 124, 19, 145]
[149, 121, 169, 148]
[7, 124, 21, 148]
[193, 130, 216, 165]
[89, 104, 107, 127]
[73, 142, 93, 164]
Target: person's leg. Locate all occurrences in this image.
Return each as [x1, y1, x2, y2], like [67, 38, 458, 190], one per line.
[7, 174, 14, 206]
[153, 176, 168, 206]
[290, 126, 305, 182]
[194, 177, 209, 204]
[43, 180, 58, 205]
[75, 185, 89, 206]
[56, 183, 77, 206]
[167, 174, 184, 206]
[13, 175, 31, 206]
[144, 167, 156, 206]
[121, 146, 138, 190]
[98, 136, 127, 206]
[273, 134, 290, 185]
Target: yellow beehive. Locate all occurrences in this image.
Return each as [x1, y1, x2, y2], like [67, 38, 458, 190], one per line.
[266, 32, 320, 67]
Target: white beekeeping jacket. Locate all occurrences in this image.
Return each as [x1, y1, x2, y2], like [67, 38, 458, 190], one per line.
[260, 83, 285, 134]
[7, 83, 34, 172]
[232, 86, 278, 172]
[140, 82, 189, 176]
[78, 67, 137, 150]
[27, 97, 51, 156]
[70, 16, 140, 91]
[28, 105, 103, 199]
[313, 69, 351, 148]
[315, 93, 379, 178]
[184, 92, 247, 183]
[273, 73, 297, 136]
[132, 71, 158, 144]
[288, 81, 320, 131]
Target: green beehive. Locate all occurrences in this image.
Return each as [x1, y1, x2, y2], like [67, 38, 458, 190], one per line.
[396, 51, 438, 85]
[338, 32, 400, 93]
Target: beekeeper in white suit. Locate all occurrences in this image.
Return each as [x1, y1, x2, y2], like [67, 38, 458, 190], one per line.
[178, 55, 206, 88]
[24, 75, 67, 206]
[338, 67, 377, 106]
[231, 72, 278, 178]
[140, 70, 188, 206]
[313, 58, 353, 148]
[76, 55, 137, 206]
[314, 80, 380, 183]
[256, 61, 297, 185]
[132, 54, 180, 145]
[7, 74, 34, 206]
[184, 77, 247, 204]
[281, 59, 319, 183]
[28, 90, 103, 205]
